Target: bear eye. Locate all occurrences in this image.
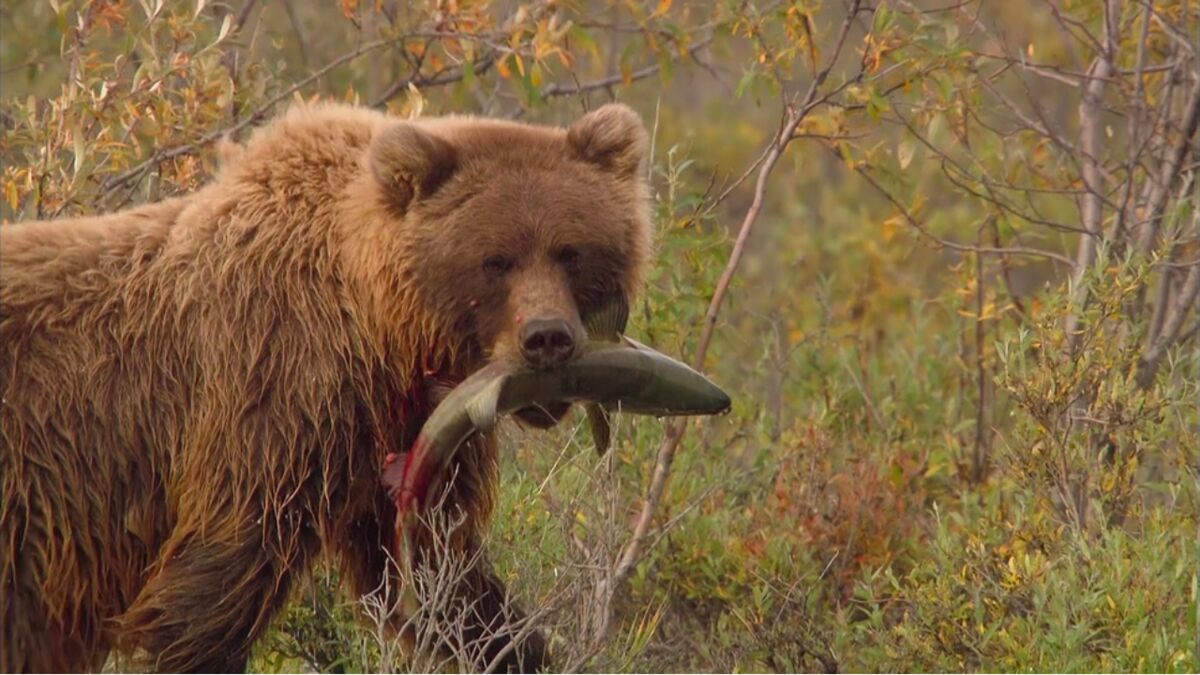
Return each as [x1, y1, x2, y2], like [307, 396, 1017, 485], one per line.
[482, 254, 513, 275]
[554, 246, 580, 268]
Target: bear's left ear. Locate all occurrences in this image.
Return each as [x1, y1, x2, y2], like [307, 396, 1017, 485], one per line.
[567, 104, 648, 179]
[370, 122, 458, 212]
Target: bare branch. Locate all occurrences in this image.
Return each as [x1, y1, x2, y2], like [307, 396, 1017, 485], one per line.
[1063, 0, 1118, 347]
[372, 57, 495, 108]
[280, 0, 310, 68]
[1138, 209, 1200, 388]
[99, 37, 402, 198]
[101, 30, 496, 200]
[1134, 77, 1200, 257]
[972, 221, 992, 483]
[849, 162, 1076, 267]
[540, 37, 714, 100]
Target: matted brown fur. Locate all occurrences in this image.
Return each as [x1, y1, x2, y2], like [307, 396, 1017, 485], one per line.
[0, 102, 651, 672]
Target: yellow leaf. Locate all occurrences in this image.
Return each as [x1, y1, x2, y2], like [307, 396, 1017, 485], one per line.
[910, 193, 928, 218]
[882, 214, 905, 241]
[72, 124, 85, 176]
[897, 139, 916, 170]
[4, 179, 19, 210]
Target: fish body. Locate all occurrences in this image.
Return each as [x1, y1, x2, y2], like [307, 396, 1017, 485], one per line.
[383, 337, 730, 515]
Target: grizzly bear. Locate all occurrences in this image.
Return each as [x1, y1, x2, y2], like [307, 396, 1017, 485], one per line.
[0, 102, 651, 672]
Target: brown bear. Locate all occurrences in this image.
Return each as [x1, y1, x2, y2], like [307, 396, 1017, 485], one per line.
[0, 101, 651, 672]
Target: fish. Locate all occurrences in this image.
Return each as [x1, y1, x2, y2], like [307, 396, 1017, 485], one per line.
[381, 304, 730, 518]
[582, 296, 629, 457]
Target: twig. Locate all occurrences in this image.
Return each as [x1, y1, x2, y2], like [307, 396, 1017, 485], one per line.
[231, 0, 260, 33]
[989, 216, 1029, 322]
[972, 221, 991, 483]
[1112, 2, 1154, 242]
[371, 58, 495, 109]
[1134, 77, 1200, 258]
[1138, 208, 1200, 388]
[848, 162, 1076, 267]
[102, 30, 494, 200]
[839, 347, 885, 431]
[281, 0, 310, 68]
[100, 37, 403, 199]
[540, 37, 714, 99]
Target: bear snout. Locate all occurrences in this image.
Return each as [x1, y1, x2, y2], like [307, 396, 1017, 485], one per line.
[518, 316, 577, 368]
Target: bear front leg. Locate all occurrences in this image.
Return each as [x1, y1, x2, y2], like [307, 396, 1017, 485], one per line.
[427, 439, 548, 672]
[338, 502, 547, 672]
[449, 541, 548, 674]
[115, 515, 317, 672]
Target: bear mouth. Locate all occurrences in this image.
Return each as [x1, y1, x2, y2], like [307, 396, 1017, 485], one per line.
[511, 401, 573, 429]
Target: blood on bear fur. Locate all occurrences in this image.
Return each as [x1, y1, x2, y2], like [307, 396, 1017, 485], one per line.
[0, 102, 652, 672]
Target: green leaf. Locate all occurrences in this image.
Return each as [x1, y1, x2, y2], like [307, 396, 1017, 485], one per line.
[567, 23, 599, 59]
[873, 5, 892, 33]
[461, 58, 476, 89]
[927, 112, 946, 144]
[735, 70, 760, 100]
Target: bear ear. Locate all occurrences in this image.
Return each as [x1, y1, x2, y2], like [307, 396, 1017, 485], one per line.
[369, 123, 458, 212]
[567, 103, 648, 179]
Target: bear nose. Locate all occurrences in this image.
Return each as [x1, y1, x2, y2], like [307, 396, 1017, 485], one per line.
[519, 318, 576, 368]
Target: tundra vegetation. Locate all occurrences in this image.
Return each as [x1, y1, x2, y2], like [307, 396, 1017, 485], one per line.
[2, 0, 1197, 671]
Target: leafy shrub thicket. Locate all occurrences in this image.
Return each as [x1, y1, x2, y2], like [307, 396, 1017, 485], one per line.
[2, 1, 1197, 671]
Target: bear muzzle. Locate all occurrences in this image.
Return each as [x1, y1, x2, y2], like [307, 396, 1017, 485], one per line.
[518, 317, 577, 368]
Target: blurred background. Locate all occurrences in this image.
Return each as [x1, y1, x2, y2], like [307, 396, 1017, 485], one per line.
[2, 0, 1198, 671]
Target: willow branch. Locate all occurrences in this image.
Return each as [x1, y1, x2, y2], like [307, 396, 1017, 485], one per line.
[607, 0, 865, 596]
[1063, 0, 1118, 347]
[1134, 77, 1200, 258]
[1138, 209, 1200, 388]
[540, 37, 714, 99]
[849, 163, 1076, 267]
[100, 37, 400, 198]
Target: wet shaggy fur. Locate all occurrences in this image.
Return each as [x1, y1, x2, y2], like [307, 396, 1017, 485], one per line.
[0, 102, 652, 672]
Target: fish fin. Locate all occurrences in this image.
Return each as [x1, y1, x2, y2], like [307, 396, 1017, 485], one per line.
[586, 403, 612, 456]
[426, 376, 458, 405]
[466, 376, 506, 432]
[583, 295, 630, 341]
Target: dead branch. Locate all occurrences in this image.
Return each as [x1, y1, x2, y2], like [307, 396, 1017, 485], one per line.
[1138, 208, 1200, 388]
[1063, 0, 1118, 349]
[1134, 77, 1200, 258]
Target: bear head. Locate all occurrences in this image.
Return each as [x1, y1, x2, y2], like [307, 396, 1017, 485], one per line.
[350, 104, 653, 427]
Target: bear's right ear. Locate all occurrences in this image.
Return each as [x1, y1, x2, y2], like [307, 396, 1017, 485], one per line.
[369, 123, 457, 212]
